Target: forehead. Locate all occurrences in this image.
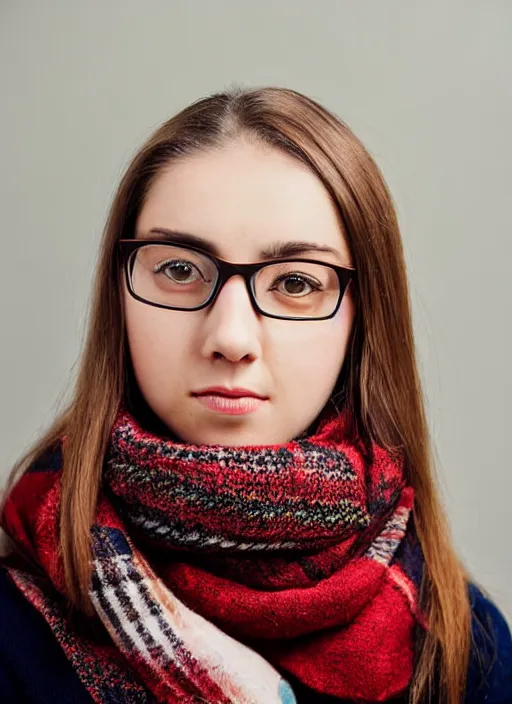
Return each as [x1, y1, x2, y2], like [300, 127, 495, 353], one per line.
[136, 141, 351, 264]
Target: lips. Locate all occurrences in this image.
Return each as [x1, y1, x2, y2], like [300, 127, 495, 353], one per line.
[192, 386, 267, 399]
[194, 394, 265, 415]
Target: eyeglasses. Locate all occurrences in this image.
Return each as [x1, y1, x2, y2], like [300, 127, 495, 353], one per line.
[118, 239, 355, 321]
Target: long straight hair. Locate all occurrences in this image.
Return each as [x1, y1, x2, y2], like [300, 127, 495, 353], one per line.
[2, 86, 477, 703]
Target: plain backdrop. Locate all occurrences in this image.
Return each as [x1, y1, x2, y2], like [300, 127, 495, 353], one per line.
[0, 1, 510, 620]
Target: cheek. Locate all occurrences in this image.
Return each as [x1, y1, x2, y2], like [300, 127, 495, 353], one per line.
[271, 305, 353, 394]
[268, 334, 345, 427]
[124, 297, 191, 384]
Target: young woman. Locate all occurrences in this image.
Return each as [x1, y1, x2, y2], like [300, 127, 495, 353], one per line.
[0, 87, 510, 704]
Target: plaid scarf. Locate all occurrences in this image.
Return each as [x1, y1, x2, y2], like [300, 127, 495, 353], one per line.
[1, 408, 428, 703]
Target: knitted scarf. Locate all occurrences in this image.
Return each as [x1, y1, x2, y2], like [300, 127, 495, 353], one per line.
[1, 408, 428, 703]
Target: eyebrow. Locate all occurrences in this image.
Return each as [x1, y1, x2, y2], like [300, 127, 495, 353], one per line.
[141, 227, 347, 263]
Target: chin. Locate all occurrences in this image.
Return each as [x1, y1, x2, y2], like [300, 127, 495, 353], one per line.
[183, 424, 289, 448]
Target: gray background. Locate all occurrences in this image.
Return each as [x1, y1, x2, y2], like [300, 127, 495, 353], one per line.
[1, 1, 510, 619]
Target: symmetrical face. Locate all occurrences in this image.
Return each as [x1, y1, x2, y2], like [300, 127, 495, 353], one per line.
[123, 139, 355, 446]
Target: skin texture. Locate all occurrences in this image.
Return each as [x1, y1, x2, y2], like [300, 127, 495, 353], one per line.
[124, 139, 355, 446]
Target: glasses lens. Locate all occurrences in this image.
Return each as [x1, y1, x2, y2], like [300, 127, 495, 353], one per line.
[253, 262, 341, 319]
[129, 244, 218, 308]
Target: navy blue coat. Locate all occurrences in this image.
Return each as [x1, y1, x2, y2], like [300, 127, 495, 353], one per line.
[0, 566, 510, 703]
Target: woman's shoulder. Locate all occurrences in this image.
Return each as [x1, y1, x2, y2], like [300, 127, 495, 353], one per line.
[465, 582, 512, 702]
[0, 564, 92, 703]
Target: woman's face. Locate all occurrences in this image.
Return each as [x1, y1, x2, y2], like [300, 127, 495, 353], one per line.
[124, 140, 355, 446]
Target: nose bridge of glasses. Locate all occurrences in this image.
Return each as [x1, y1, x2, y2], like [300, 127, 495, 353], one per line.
[210, 259, 255, 311]
[213, 259, 260, 298]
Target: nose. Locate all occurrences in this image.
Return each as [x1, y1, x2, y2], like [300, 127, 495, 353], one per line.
[199, 275, 262, 363]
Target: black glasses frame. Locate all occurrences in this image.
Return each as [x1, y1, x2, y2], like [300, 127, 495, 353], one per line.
[118, 239, 356, 321]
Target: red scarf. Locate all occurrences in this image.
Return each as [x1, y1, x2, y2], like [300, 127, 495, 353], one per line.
[1, 408, 428, 703]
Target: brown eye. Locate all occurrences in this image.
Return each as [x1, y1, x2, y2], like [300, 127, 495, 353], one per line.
[270, 274, 321, 297]
[154, 260, 203, 284]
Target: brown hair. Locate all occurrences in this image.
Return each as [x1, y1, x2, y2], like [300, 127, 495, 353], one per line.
[1, 86, 479, 702]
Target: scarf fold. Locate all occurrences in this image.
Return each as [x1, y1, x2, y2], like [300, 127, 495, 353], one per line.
[1, 408, 428, 703]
